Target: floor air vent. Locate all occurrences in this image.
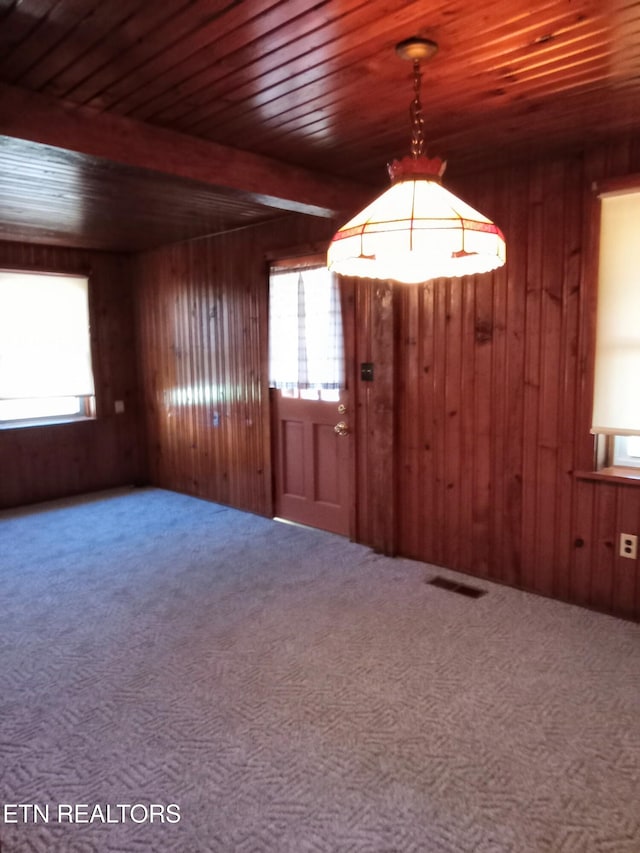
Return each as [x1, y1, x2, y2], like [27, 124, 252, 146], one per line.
[427, 576, 487, 598]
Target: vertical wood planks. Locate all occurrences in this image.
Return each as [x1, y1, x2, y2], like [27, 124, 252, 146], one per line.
[520, 160, 544, 592]
[350, 277, 397, 553]
[614, 487, 640, 618]
[133, 215, 335, 516]
[391, 137, 640, 620]
[535, 159, 565, 596]
[397, 282, 420, 559]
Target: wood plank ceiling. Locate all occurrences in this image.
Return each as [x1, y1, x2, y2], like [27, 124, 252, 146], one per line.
[1, 0, 640, 251]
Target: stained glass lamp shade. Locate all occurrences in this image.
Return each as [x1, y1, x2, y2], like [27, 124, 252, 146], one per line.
[327, 39, 506, 284]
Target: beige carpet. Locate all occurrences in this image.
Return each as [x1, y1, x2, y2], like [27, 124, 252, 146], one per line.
[1, 487, 639, 852]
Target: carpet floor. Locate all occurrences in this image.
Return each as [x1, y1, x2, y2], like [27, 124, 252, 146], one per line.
[0, 487, 639, 853]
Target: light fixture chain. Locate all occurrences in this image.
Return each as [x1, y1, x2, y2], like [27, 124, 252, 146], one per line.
[410, 59, 425, 158]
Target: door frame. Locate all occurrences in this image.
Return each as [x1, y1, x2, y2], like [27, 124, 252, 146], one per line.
[265, 252, 357, 540]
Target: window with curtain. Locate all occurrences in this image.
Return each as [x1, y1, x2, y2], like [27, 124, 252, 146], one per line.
[591, 187, 640, 468]
[268, 262, 344, 399]
[0, 270, 96, 427]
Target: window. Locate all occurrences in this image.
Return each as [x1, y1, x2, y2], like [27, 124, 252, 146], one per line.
[0, 270, 95, 427]
[268, 260, 344, 401]
[613, 435, 640, 467]
[591, 185, 640, 469]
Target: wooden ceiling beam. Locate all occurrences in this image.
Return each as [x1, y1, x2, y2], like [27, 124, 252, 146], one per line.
[0, 82, 370, 218]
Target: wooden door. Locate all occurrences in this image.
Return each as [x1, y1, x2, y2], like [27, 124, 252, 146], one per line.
[272, 390, 352, 536]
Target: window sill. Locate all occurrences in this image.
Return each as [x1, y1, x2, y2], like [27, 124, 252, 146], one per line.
[0, 416, 96, 431]
[575, 467, 640, 486]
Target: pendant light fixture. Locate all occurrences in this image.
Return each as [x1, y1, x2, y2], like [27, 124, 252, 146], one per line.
[327, 37, 506, 284]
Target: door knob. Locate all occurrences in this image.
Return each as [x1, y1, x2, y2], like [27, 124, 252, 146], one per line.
[334, 421, 349, 436]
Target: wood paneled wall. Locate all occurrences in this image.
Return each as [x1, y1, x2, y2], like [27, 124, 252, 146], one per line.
[132, 136, 640, 621]
[356, 137, 640, 620]
[0, 241, 144, 509]
[133, 217, 335, 515]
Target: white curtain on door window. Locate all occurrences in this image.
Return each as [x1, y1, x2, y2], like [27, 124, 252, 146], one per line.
[268, 266, 344, 390]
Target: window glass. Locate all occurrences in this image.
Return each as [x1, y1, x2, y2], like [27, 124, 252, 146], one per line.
[612, 435, 640, 468]
[0, 270, 95, 427]
[591, 187, 640, 469]
[268, 264, 344, 392]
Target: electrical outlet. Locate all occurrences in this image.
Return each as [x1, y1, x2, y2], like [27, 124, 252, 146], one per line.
[619, 533, 638, 560]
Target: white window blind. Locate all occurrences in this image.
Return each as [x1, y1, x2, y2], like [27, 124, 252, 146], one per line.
[268, 265, 344, 391]
[591, 191, 640, 435]
[0, 271, 95, 401]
